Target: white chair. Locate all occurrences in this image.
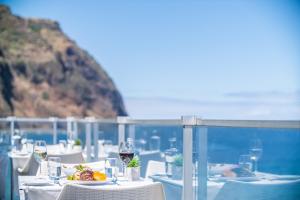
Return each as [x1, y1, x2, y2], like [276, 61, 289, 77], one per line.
[18, 153, 39, 175]
[36, 151, 85, 176]
[56, 182, 166, 200]
[18, 151, 84, 175]
[139, 151, 163, 177]
[214, 179, 300, 200]
[47, 151, 85, 164]
[145, 160, 165, 179]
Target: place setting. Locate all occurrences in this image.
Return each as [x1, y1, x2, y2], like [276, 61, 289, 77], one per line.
[19, 137, 149, 197]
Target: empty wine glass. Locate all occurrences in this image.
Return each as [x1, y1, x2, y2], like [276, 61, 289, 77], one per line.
[33, 140, 47, 176]
[249, 139, 263, 173]
[67, 131, 75, 150]
[59, 140, 67, 153]
[119, 138, 134, 177]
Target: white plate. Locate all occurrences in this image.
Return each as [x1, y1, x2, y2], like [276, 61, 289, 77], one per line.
[64, 179, 112, 185]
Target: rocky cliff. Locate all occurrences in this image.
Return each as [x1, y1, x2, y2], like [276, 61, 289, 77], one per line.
[0, 5, 127, 118]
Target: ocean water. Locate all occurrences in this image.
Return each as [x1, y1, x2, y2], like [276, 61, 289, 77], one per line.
[1, 126, 300, 174]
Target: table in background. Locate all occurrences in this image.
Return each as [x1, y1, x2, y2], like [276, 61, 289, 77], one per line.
[150, 175, 223, 200]
[150, 173, 300, 200]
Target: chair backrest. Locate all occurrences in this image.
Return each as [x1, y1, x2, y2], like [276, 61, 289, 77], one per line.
[18, 153, 39, 175]
[47, 151, 85, 164]
[56, 182, 166, 200]
[214, 179, 300, 200]
[36, 152, 85, 176]
[140, 151, 163, 177]
[145, 160, 165, 179]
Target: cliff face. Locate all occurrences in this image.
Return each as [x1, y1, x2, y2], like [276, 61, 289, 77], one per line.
[0, 5, 127, 118]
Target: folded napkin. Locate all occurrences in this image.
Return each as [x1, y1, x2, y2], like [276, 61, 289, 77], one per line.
[23, 178, 53, 186]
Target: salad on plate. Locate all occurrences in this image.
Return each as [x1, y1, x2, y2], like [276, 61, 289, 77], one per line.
[66, 164, 107, 182]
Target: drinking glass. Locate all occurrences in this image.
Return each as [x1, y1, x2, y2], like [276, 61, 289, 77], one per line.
[164, 137, 178, 177]
[33, 140, 47, 176]
[119, 138, 134, 176]
[150, 135, 160, 151]
[48, 157, 61, 183]
[104, 140, 113, 156]
[239, 154, 252, 172]
[135, 139, 146, 152]
[59, 140, 67, 153]
[105, 158, 118, 182]
[26, 139, 34, 153]
[249, 139, 263, 173]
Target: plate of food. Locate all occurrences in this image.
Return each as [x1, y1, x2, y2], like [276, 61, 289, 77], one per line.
[210, 166, 260, 182]
[65, 164, 110, 185]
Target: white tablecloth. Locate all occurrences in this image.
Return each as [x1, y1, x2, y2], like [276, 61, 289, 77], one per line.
[150, 173, 300, 200]
[19, 176, 154, 200]
[150, 175, 223, 200]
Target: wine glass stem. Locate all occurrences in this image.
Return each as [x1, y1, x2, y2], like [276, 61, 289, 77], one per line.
[254, 161, 258, 173]
[39, 162, 42, 175]
[123, 164, 126, 177]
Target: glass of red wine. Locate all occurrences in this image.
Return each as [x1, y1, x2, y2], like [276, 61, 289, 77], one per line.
[119, 138, 134, 177]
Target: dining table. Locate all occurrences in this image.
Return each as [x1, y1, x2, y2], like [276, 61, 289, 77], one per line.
[150, 172, 300, 200]
[18, 176, 154, 200]
[9, 145, 83, 200]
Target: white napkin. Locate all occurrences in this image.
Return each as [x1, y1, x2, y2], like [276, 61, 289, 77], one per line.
[23, 177, 53, 186]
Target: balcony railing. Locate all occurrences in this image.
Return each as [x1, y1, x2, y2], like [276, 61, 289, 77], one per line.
[1, 116, 299, 200]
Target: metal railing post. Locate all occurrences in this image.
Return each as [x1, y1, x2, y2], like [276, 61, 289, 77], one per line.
[93, 121, 99, 161]
[117, 116, 129, 146]
[85, 117, 93, 162]
[67, 117, 73, 137]
[50, 117, 58, 144]
[73, 119, 78, 139]
[8, 116, 15, 145]
[197, 122, 208, 200]
[182, 116, 196, 200]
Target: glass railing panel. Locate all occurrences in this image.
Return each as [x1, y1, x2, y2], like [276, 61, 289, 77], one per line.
[0, 121, 10, 146]
[96, 122, 118, 161]
[13, 121, 55, 144]
[124, 124, 183, 200]
[194, 126, 300, 200]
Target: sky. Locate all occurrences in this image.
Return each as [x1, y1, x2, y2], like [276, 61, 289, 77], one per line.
[2, 0, 300, 119]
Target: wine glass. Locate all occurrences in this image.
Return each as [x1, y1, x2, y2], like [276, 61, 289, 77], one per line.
[33, 140, 47, 176]
[67, 131, 75, 150]
[249, 139, 263, 173]
[59, 140, 67, 153]
[119, 138, 134, 177]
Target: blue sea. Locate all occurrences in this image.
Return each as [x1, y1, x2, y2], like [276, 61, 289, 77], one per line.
[2, 126, 300, 174]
